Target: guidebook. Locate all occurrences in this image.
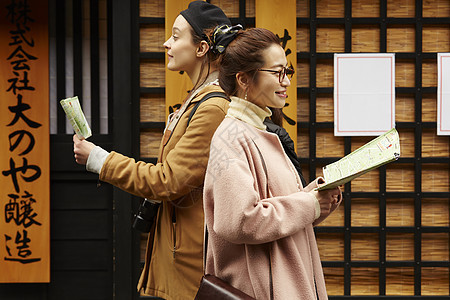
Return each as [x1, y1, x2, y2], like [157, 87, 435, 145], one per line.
[60, 96, 92, 139]
[317, 128, 400, 191]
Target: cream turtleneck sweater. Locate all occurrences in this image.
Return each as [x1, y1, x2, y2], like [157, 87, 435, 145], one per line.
[226, 96, 272, 130]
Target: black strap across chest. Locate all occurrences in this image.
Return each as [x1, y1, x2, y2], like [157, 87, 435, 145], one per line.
[186, 91, 229, 126]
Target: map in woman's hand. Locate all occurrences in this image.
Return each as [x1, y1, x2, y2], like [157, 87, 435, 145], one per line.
[60, 96, 92, 139]
[317, 128, 400, 191]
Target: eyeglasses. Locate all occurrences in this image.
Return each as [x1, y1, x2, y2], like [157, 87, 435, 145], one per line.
[257, 66, 295, 83]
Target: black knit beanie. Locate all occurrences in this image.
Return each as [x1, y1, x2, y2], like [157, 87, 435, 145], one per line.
[180, 1, 231, 39]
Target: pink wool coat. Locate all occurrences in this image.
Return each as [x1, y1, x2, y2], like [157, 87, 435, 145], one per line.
[204, 117, 333, 299]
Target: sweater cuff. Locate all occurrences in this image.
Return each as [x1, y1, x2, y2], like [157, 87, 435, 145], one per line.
[308, 192, 321, 220]
[86, 146, 110, 174]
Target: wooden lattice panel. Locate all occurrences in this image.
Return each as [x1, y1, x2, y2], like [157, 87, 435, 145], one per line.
[297, 0, 310, 17]
[387, 0, 415, 17]
[352, 0, 379, 17]
[140, 59, 165, 87]
[316, 129, 345, 157]
[316, 59, 334, 87]
[422, 268, 450, 295]
[139, 129, 163, 158]
[297, 25, 310, 52]
[386, 233, 415, 260]
[317, 233, 345, 263]
[386, 268, 415, 295]
[352, 26, 381, 52]
[396, 94, 415, 122]
[423, 25, 450, 53]
[422, 198, 450, 226]
[351, 267, 379, 295]
[386, 164, 415, 192]
[140, 93, 165, 122]
[140, 24, 165, 53]
[423, 0, 450, 18]
[323, 267, 345, 295]
[422, 129, 450, 157]
[387, 26, 416, 53]
[386, 198, 415, 226]
[297, 60, 310, 87]
[137, 0, 450, 297]
[422, 93, 437, 122]
[315, 93, 334, 122]
[422, 164, 449, 192]
[422, 59, 438, 87]
[210, 0, 239, 18]
[139, 0, 164, 18]
[316, 0, 345, 18]
[316, 25, 345, 53]
[395, 59, 415, 87]
[319, 203, 345, 226]
[351, 198, 380, 226]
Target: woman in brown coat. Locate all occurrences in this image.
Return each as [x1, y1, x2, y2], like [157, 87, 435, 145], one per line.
[72, 2, 237, 299]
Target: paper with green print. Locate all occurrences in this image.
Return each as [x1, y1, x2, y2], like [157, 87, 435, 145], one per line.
[60, 96, 92, 139]
[317, 128, 400, 191]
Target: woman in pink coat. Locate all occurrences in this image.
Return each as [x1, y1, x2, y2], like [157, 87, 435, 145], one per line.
[203, 27, 342, 299]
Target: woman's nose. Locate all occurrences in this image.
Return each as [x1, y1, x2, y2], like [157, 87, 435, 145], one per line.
[163, 39, 170, 49]
[281, 75, 291, 87]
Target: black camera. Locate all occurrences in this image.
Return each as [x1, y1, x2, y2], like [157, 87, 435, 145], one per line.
[132, 199, 160, 233]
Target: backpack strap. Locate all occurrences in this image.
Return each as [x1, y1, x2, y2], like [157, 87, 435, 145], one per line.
[187, 92, 229, 126]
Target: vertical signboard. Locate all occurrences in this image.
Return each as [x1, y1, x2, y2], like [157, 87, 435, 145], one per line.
[0, 0, 50, 282]
[256, 0, 298, 146]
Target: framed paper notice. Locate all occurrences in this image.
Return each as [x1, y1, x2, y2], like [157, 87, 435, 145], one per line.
[334, 53, 395, 136]
[438, 53, 450, 135]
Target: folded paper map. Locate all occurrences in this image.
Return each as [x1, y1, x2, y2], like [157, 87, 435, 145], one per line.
[317, 128, 400, 191]
[60, 96, 92, 139]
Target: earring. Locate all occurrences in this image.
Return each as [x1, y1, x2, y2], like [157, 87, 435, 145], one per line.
[244, 91, 247, 101]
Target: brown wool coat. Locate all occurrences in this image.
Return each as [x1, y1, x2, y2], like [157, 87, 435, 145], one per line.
[99, 84, 229, 300]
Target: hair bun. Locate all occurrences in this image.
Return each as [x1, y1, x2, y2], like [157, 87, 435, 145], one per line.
[210, 24, 243, 54]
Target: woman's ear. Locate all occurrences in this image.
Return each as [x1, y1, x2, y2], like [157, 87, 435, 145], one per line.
[196, 40, 210, 58]
[235, 72, 249, 91]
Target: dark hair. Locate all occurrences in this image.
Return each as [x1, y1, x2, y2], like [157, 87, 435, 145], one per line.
[268, 107, 284, 126]
[218, 28, 280, 96]
[189, 26, 223, 91]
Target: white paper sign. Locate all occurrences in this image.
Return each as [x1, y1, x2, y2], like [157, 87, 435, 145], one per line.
[438, 53, 450, 135]
[334, 53, 396, 136]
